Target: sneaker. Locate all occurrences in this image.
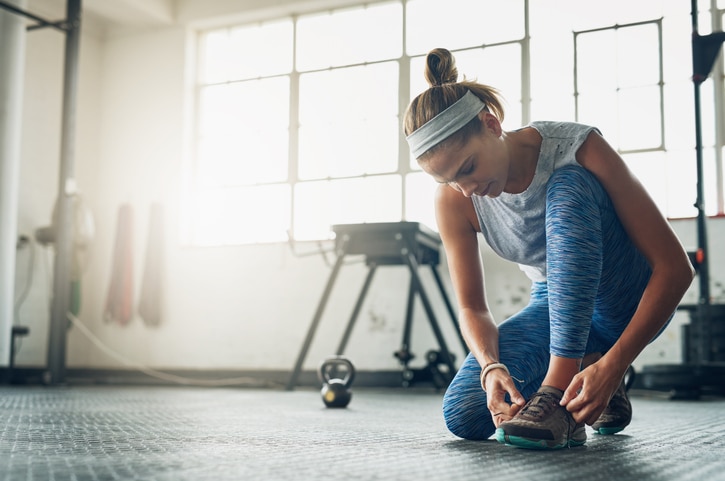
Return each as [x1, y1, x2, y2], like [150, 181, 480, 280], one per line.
[591, 378, 632, 435]
[495, 386, 586, 450]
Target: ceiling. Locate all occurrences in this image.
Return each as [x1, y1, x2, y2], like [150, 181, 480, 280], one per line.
[7, 0, 365, 37]
[10, 1, 362, 36]
[15, 0, 175, 35]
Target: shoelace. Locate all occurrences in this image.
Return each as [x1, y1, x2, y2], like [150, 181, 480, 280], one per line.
[515, 389, 582, 447]
[519, 391, 560, 418]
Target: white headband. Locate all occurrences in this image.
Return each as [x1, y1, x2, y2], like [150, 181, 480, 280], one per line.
[406, 90, 486, 158]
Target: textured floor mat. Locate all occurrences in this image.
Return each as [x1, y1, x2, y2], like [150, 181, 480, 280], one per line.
[0, 385, 723, 480]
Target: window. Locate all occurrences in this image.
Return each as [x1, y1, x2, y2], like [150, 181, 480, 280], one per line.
[190, 19, 294, 244]
[573, 20, 675, 216]
[187, 0, 526, 245]
[575, 21, 664, 152]
[186, 0, 725, 246]
[574, 19, 700, 218]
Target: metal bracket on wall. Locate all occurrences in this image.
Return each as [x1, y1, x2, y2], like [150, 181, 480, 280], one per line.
[0, 0, 71, 32]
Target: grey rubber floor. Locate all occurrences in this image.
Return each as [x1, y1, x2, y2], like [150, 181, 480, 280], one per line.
[0, 385, 723, 481]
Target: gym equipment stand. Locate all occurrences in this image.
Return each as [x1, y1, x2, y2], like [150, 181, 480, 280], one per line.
[286, 222, 468, 390]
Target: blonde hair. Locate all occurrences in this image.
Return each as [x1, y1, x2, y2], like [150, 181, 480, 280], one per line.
[403, 48, 506, 158]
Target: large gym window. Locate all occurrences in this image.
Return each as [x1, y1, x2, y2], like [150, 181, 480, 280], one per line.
[186, 0, 724, 246]
[185, 0, 526, 245]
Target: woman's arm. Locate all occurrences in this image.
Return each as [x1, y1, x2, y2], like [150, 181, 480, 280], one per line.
[561, 131, 695, 423]
[435, 184, 525, 424]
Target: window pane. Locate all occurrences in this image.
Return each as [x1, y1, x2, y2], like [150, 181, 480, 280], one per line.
[299, 63, 398, 179]
[200, 19, 293, 83]
[190, 185, 291, 245]
[666, 150, 698, 218]
[617, 23, 660, 88]
[198, 30, 230, 85]
[704, 147, 720, 216]
[299, 119, 399, 179]
[623, 151, 668, 215]
[294, 176, 402, 240]
[577, 91, 619, 146]
[663, 82, 695, 151]
[198, 77, 290, 185]
[406, 0, 525, 56]
[405, 172, 438, 231]
[699, 82, 717, 147]
[618, 86, 662, 151]
[576, 30, 617, 93]
[196, 136, 288, 187]
[296, 2, 402, 71]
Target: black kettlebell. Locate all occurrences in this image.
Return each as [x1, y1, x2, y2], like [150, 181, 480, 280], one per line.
[318, 356, 355, 408]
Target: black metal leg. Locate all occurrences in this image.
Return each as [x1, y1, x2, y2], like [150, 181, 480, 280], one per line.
[430, 265, 468, 353]
[285, 248, 347, 391]
[336, 263, 377, 355]
[8, 326, 29, 385]
[8, 333, 16, 384]
[394, 274, 417, 366]
[403, 251, 456, 375]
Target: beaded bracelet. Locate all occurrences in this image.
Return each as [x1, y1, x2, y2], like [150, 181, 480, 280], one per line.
[479, 362, 510, 392]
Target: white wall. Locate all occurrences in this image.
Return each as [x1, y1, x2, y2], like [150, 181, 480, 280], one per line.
[12, 0, 725, 378]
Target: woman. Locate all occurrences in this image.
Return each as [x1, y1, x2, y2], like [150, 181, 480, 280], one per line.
[403, 48, 694, 449]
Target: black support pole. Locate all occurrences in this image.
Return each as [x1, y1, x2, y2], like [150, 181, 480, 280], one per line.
[691, 0, 711, 306]
[46, 0, 81, 385]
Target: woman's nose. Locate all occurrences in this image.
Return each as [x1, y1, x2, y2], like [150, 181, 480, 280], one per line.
[455, 180, 477, 197]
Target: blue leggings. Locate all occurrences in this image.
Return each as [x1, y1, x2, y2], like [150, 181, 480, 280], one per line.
[442, 166, 660, 440]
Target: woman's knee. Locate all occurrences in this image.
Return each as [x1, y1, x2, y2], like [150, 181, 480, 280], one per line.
[442, 386, 494, 440]
[547, 164, 604, 196]
[441, 355, 495, 440]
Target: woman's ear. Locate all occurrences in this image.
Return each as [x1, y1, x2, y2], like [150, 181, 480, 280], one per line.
[480, 111, 502, 137]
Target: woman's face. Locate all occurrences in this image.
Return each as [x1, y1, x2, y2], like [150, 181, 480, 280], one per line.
[419, 112, 509, 198]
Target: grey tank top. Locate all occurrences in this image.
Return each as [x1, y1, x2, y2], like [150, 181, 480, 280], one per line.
[471, 121, 599, 282]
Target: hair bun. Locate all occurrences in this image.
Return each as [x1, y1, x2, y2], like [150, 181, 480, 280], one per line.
[424, 48, 458, 87]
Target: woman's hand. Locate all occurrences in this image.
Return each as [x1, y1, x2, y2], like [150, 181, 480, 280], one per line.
[559, 357, 625, 425]
[484, 369, 526, 427]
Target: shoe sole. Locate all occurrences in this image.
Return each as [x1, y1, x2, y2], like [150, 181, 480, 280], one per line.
[495, 428, 586, 450]
[594, 426, 626, 435]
